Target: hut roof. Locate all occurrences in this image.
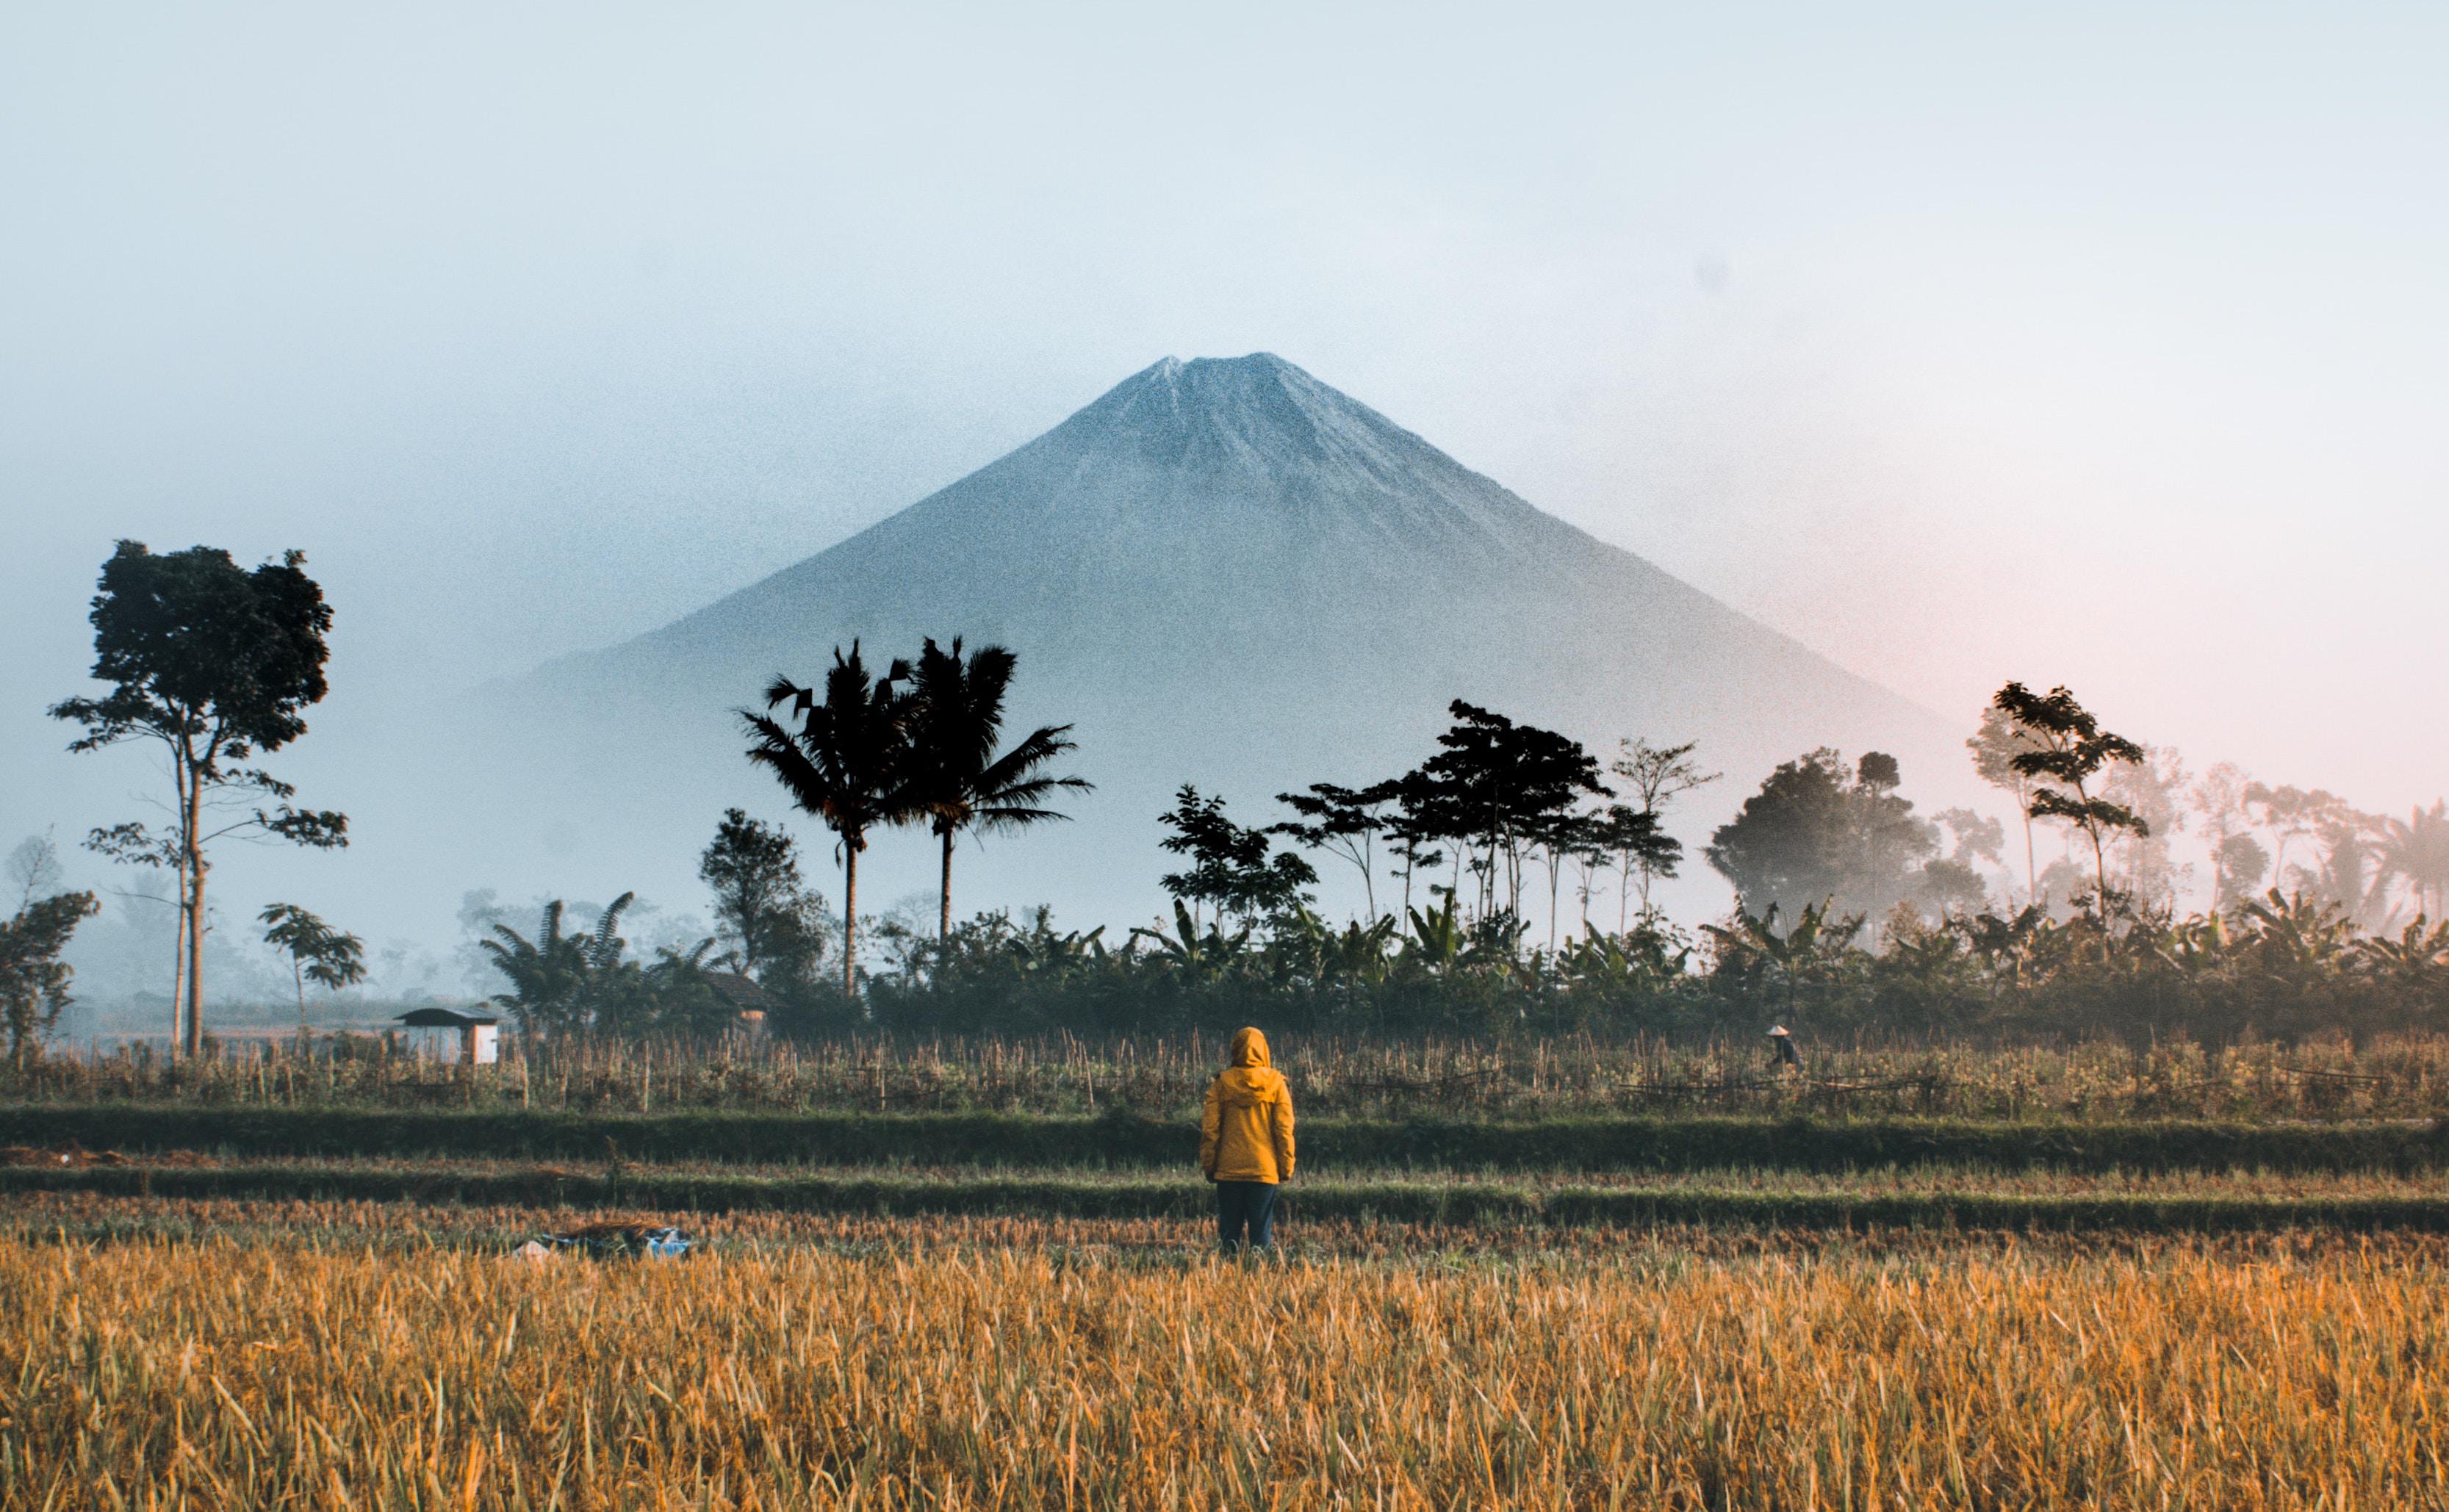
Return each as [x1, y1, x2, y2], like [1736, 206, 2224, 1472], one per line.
[396, 1007, 502, 1029]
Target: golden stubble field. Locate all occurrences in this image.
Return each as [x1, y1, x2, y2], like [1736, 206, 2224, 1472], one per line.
[4, 1228, 2445, 1510]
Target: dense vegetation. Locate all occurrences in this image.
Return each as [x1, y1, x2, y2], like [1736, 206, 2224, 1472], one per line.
[456, 674, 2449, 1048]
[15, 1032, 2449, 1122]
[24, 545, 2449, 1058]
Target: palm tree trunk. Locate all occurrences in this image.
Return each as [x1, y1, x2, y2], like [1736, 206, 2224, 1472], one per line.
[842, 846, 859, 999]
[939, 827, 954, 940]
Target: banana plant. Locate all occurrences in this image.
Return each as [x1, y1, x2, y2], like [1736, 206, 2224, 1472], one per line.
[1127, 900, 1251, 983]
[1005, 920, 1110, 983]
[1949, 904, 2052, 985]
[1403, 894, 1462, 975]
[2354, 915, 2449, 982]
[2236, 888, 2359, 980]
[1700, 899, 1863, 1027]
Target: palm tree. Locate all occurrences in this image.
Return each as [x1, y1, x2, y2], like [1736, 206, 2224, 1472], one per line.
[901, 638, 1093, 939]
[2380, 801, 2449, 922]
[479, 897, 622, 1035]
[741, 642, 912, 996]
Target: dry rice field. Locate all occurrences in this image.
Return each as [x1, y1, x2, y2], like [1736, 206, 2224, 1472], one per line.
[4, 1217, 2445, 1509]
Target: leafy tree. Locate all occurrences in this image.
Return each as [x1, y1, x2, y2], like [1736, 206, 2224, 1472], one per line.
[1967, 703, 2056, 903]
[6, 834, 64, 912]
[1705, 749, 1938, 921]
[0, 890, 99, 1066]
[1590, 804, 1683, 934]
[1381, 771, 1453, 925]
[1525, 807, 1605, 950]
[1934, 808, 2004, 874]
[50, 541, 348, 1056]
[2301, 802, 2392, 931]
[2102, 744, 2191, 910]
[1157, 785, 1317, 930]
[1411, 702, 1608, 920]
[1606, 738, 1714, 924]
[2241, 782, 2335, 895]
[1990, 683, 2148, 919]
[256, 902, 367, 1030]
[2190, 763, 2260, 910]
[1924, 807, 2006, 912]
[900, 638, 1090, 939]
[2215, 834, 2273, 907]
[1270, 780, 1398, 923]
[741, 642, 915, 998]
[697, 809, 831, 984]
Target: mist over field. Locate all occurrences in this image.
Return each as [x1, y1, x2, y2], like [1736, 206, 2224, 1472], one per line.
[3, 4, 2445, 1026]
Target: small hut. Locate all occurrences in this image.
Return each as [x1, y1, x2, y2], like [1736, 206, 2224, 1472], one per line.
[397, 1007, 502, 1065]
[707, 972, 775, 1034]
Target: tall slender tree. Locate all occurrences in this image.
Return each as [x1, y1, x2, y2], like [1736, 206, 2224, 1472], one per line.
[1608, 738, 1716, 918]
[2189, 762, 2259, 911]
[900, 638, 1092, 939]
[741, 642, 913, 996]
[50, 541, 348, 1056]
[1270, 780, 1397, 924]
[1989, 682, 2147, 920]
[1592, 803, 1681, 933]
[257, 902, 367, 1031]
[1968, 704, 2053, 904]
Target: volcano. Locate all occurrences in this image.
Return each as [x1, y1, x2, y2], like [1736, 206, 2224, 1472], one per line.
[467, 353, 1951, 927]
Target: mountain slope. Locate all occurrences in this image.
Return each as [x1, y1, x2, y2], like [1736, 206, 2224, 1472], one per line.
[470, 353, 1957, 928]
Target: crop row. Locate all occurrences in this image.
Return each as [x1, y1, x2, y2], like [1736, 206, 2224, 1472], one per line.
[10, 1104, 2449, 1173]
[27, 1192, 2441, 1264]
[14, 1159, 2449, 1232]
[6, 1232, 2446, 1508]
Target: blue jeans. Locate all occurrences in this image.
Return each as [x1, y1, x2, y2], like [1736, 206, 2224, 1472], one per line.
[1215, 1180, 1279, 1253]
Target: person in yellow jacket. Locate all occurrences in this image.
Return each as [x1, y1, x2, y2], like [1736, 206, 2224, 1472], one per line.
[1200, 1026, 1296, 1253]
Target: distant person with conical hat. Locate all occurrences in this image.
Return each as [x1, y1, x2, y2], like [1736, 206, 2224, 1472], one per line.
[1768, 1025, 1801, 1069]
[1201, 1026, 1297, 1255]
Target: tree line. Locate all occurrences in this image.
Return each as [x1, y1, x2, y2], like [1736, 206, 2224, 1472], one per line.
[20, 540, 2449, 1053]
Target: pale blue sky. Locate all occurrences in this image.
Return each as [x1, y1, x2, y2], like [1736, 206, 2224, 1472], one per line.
[4, 1, 2444, 921]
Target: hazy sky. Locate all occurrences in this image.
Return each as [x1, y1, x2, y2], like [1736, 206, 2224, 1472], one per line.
[4, 2, 2445, 933]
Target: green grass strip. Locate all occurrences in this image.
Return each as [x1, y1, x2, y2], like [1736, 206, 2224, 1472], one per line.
[11, 1162, 2449, 1232]
[5, 1104, 2448, 1174]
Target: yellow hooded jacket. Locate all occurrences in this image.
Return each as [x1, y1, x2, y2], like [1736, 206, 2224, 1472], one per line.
[1201, 1026, 1296, 1184]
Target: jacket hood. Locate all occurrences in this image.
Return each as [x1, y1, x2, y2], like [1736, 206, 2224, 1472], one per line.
[1216, 1027, 1285, 1106]
[1229, 1026, 1270, 1068]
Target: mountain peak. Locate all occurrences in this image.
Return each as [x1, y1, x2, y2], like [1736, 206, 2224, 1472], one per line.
[1055, 352, 1447, 486]
[488, 352, 1946, 935]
